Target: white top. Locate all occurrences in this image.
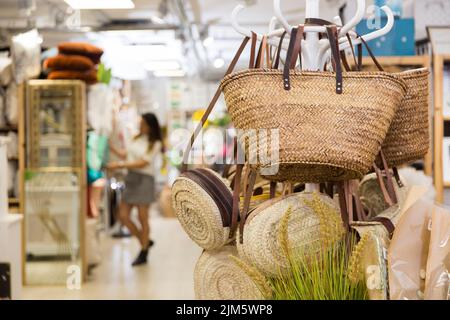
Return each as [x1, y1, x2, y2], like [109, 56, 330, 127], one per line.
[127, 135, 162, 177]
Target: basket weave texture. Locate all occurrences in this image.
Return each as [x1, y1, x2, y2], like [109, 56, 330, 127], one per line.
[194, 246, 263, 300]
[382, 68, 430, 166]
[171, 169, 233, 250]
[236, 192, 343, 277]
[221, 69, 407, 182]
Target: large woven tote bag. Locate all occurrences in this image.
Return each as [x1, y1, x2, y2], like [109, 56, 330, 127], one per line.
[344, 36, 430, 167]
[220, 25, 407, 183]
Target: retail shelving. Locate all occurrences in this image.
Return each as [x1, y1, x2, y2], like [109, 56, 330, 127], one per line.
[4, 84, 26, 217]
[433, 54, 450, 203]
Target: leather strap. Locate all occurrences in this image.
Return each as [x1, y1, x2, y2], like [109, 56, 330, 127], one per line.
[325, 25, 343, 94]
[181, 36, 250, 172]
[273, 31, 287, 69]
[255, 35, 268, 68]
[230, 164, 243, 238]
[357, 36, 384, 71]
[379, 150, 398, 204]
[337, 182, 350, 230]
[196, 168, 234, 216]
[283, 27, 299, 90]
[372, 217, 395, 238]
[304, 17, 336, 27]
[181, 170, 233, 228]
[290, 25, 304, 69]
[249, 32, 258, 69]
[373, 162, 394, 207]
[269, 181, 277, 199]
[239, 168, 257, 243]
[393, 167, 404, 188]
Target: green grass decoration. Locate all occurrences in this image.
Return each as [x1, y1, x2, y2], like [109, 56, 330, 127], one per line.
[97, 63, 112, 85]
[232, 194, 369, 300]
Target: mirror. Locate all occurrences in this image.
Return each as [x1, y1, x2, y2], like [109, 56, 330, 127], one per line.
[25, 80, 85, 285]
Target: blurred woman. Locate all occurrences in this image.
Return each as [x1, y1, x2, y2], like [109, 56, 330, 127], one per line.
[107, 113, 163, 266]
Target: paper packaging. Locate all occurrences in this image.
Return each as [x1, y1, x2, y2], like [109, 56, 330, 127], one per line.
[388, 198, 433, 300]
[424, 206, 450, 300]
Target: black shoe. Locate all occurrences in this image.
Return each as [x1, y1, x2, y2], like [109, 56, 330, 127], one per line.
[112, 228, 131, 238]
[131, 249, 148, 267]
[148, 240, 155, 249]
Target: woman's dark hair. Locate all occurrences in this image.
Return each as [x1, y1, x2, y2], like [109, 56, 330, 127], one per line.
[141, 112, 164, 152]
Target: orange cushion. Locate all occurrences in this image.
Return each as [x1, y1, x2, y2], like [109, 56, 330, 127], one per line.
[44, 54, 94, 71]
[58, 42, 104, 64]
[47, 69, 98, 84]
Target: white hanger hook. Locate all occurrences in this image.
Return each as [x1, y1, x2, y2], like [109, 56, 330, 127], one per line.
[231, 4, 252, 37]
[274, 0, 292, 33]
[269, 16, 278, 33]
[339, 0, 365, 35]
[319, 4, 395, 67]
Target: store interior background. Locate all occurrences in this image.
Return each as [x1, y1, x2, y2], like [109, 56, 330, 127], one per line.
[0, 0, 449, 300]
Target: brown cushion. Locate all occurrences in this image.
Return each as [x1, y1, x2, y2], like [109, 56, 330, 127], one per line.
[44, 54, 94, 71]
[58, 42, 104, 64]
[47, 69, 98, 84]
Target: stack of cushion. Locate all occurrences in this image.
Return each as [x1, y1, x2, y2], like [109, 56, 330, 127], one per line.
[44, 42, 103, 84]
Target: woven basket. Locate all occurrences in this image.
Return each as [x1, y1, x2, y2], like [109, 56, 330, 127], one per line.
[381, 68, 430, 167]
[171, 168, 234, 250]
[236, 192, 344, 277]
[359, 173, 408, 219]
[220, 70, 407, 182]
[194, 246, 264, 300]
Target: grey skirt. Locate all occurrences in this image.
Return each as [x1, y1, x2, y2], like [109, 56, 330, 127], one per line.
[123, 171, 155, 205]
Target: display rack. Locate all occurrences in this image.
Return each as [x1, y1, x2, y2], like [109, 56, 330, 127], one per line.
[0, 83, 26, 215]
[24, 80, 87, 284]
[433, 54, 450, 203]
[360, 55, 433, 176]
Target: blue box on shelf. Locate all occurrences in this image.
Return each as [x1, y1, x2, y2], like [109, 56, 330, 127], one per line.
[356, 17, 415, 56]
[374, 0, 403, 17]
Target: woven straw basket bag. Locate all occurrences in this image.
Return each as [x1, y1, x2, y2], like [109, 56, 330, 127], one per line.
[339, 32, 430, 167]
[236, 192, 344, 277]
[220, 26, 407, 183]
[194, 245, 264, 300]
[171, 168, 236, 250]
[359, 172, 408, 219]
[382, 68, 430, 167]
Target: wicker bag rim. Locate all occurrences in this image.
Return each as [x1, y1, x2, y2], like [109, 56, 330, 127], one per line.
[220, 69, 408, 92]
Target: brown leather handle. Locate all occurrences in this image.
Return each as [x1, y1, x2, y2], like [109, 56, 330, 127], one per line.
[283, 25, 343, 93]
[272, 31, 287, 69]
[182, 170, 233, 228]
[181, 37, 251, 172]
[304, 18, 383, 72]
[325, 25, 343, 94]
[290, 25, 304, 69]
[374, 150, 398, 205]
[255, 35, 270, 69]
[283, 27, 301, 90]
[239, 167, 257, 243]
[230, 164, 243, 239]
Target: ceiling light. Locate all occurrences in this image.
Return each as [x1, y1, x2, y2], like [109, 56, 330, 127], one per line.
[203, 36, 214, 47]
[213, 57, 225, 69]
[64, 0, 135, 10]
[153, 70, 186, 78]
